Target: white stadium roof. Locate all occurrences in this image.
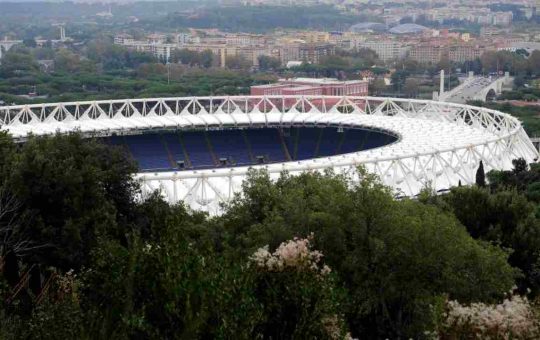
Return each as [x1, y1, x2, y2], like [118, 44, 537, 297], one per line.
[389, 23, 429, 34]
[0, 95, 537, 214]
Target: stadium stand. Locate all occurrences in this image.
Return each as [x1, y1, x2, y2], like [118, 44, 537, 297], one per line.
[103, 127, 395, 172]
[208, 129, 252, 166]
[161, 133, 188, 167]
[317, 128, 342, 157]
[243, 128, 287, 163]
[123, 134, 170, 170]
[180, 131, 216, 168]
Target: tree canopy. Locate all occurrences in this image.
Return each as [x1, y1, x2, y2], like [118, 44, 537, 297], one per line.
[0, 134, 538, 339]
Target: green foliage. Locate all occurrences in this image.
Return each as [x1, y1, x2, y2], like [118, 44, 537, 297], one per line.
[84, 197, 342, 339]
[225, 55, 252, 70]
[258, 55, 281, 71]
[0, 134, 536, 339]
[0, 44, 263, 104]
[172, 48, 214, 68]
[434, 183, 540, 296]
[162, 5, 363, 33]
[3, 134, 139, 270]
[86, 40, 157, 71]
[0, 50, 39, 78]
[216, 169, 517, 338]
[476, 160, 486, 187]
[252, 263, 345, 339]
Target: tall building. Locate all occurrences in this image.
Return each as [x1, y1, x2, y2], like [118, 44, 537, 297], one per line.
[409, 44, 445, 64]
[448, 45, 484, 63]
[356, 40, 410, 62]
[298, 43, 335, 64]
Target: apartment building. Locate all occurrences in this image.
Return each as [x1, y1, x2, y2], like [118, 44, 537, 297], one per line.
[356, 40, 410, 62]
[448, 45, 484, 63]
[298, 43, 335, 64]
[409, 44, 445, 64]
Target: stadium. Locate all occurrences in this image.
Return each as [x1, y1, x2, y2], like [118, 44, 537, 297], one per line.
[0, 95, 537, 214]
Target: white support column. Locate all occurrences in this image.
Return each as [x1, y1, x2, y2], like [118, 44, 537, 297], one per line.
[439, 69, 445, 99]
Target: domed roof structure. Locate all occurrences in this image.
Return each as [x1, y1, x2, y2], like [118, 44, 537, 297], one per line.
[389, 23, 429, 34]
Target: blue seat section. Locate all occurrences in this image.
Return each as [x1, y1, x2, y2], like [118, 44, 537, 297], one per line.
[102, 128, 396, 172]
[293, 128, 319, 160]
[282, 129, 295, 158]
[340, 129, 396, 153]
[124, 134, 171, 171]
[181, 131, 215, 168]
[207, 130, 252, 165]
[340, 129, 369, 153]
[244, 128, 286, 162]
[317, 128, 342, 157]
[363, 131, 393, 150]
[161, 133, 185, 165]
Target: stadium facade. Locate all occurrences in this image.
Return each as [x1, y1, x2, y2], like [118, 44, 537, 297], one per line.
[0, 95, 537, 214]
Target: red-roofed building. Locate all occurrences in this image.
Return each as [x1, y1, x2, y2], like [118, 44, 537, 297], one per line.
[251, 78, 368, 97]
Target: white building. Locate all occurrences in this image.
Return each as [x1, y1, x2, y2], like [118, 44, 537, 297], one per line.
[356, 40, 410, 62]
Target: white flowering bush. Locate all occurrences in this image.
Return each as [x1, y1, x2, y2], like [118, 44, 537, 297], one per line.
[249, 234, 348, 339]
[441, 293, 540, 339]
[250, 233, 331, 277]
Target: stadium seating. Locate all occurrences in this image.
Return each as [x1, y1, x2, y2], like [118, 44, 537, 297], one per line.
[285, 128, 319, 160]
[103, 127, 396, 172]
[244, 128, 286, 162]
[207, 129, 252, 166]
[161, 133, 187, 167]
[181, 131, 216, 169]
[317, 128, 343, 157]
[123, 134, 170, 170]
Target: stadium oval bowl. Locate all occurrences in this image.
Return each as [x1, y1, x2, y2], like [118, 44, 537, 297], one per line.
[0, 96, 537, 214]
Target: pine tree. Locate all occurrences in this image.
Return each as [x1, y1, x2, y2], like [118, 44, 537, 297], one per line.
[476, 160, 486, 187]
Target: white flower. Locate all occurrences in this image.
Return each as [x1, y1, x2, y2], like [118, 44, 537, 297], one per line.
[249, 234, 333, 277]
[443, 293, 539, 338]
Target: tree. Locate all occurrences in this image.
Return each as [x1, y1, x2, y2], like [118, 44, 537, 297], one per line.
[403, 78, 420, 97]
[513, 158, 528, 174]
[353, 48, 380, 67]
[5, 134, 139, 270]
[319, 55, 351, 75]
[514, 75, 526, 88]
[54, 49, 81, 73]
[0, 51, 39, 77]
[218, 169, 517, 338]
[528, 51, 540, 76]
[441, 185, 540, 295]
[476, 160, 486, 187]
[258, 55, 281, 71]
[173, 48, 199, 66]
[225, 55, 251, 70]
[22, 38, 37, 48]
[370, 78, 387, 95]
[199, 49, 214, 68]
[437, 56, 451, 73]
[136, 63, 167, 78]
[391, 70, 410, 92]
[85, 40, 155, 71]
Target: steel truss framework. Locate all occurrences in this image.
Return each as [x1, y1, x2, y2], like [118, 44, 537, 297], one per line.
[0, 95, 537, 214]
